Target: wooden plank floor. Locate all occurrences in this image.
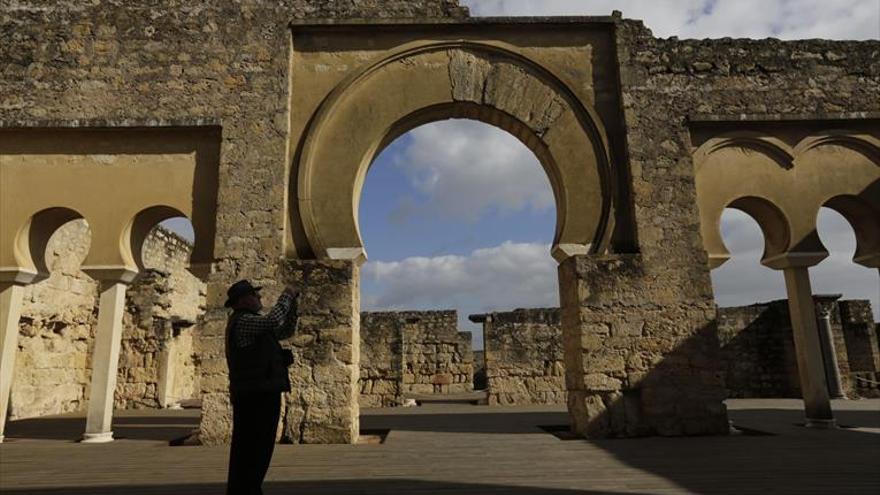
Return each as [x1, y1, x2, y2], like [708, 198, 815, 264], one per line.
[1, 399, 878, 494]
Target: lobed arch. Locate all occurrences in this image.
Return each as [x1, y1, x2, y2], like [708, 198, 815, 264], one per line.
[6, 207, 86, 285]
[0, 126, 220, 284]
[290, 40, 616, 264]
[126, 205, 209, 280]
[821, 194, 880, 268]
[705, 196, 793, 269]
[694, 129, 880, 270]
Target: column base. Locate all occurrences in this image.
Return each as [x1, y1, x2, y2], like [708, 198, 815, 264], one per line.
[81, 431, 114, 443]
[804, 418, 837, 429]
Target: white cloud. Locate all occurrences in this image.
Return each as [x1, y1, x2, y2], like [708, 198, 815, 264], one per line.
[362, 241, 559, 344]
[711, 209, 879, 319]
[390, 120, 553, 223]
[462, 0, 880, 40]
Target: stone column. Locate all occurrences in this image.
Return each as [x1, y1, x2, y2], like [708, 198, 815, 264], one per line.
[817, 307, 845, 399]
[156, 332, 177, 408]
[0, 283, 25, 443]
[82, 279, 131, 442]
[782, 267, 834, 428]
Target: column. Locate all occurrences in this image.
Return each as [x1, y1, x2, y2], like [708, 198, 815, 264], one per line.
[81, 281, 129, 443]
[817, 307, 845, 399]
[783, 267, 835, 428]
[0, 283, 25, 443]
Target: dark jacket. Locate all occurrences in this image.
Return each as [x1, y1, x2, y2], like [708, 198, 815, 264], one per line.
[225, 309, 293, 396]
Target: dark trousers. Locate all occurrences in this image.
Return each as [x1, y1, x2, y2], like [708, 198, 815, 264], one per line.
[227, 391, 281, 495]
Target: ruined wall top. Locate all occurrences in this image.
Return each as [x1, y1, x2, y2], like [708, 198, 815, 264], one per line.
[3, 0, 469, 20]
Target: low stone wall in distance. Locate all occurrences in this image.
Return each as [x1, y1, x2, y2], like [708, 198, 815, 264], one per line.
[359, 310, 474, 406]
[359, 312, 404, 408]
[471, 308, 566, 406]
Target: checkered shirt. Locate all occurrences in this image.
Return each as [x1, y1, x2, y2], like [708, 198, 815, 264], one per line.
[230, 292, 297, 348]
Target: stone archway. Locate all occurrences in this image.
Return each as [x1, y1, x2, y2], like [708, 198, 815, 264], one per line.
[288, 41, 617, 263]
[277, 32, 623, 444]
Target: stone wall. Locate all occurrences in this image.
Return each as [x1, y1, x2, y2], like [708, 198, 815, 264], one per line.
[11, 221, 205, 419]
[401, 311, 473, 395]
[838, 301, 880, 373]
[7, 2, 878, 444]
[718, 299, 877, 399]
[560, 255, 729, 438]
[359, 312, 404, 407]
[473, 309, 566, 406]
[359, 310, 474, 406]
[116, 270, 203, 410]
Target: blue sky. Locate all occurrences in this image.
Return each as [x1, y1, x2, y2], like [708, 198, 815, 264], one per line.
[165, 1, 880, 348]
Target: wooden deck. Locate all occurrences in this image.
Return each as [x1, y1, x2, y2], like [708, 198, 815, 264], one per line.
[1, 399, 878, 494]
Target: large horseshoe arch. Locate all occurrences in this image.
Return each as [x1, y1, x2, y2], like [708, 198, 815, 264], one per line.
[290, 40, 616, 263]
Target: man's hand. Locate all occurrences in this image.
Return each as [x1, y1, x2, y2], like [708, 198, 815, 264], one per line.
[283, 284, 300, 298]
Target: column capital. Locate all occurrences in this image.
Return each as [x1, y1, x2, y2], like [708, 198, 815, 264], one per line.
[325, 247, 367, 266]
[551, 243, 591, 263]
[81, 266, 139, 285]
[762, 251, 828, 270]
[0, 268, 41, 287]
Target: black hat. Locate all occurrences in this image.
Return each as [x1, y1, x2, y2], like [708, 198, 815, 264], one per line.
[224, 280, 261, 308]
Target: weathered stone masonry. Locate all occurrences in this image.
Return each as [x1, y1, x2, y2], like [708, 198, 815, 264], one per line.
[471, 308, 566, 406]
[360, 310, 474, 407]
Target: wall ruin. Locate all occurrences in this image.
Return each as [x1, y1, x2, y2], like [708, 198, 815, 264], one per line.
[472, 309, 566, 406]
[359, 310, 474, 407]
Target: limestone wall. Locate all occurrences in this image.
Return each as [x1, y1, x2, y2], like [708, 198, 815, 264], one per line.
[475, 309, 566, 406]
[11, 221, 205, 419]
[401, 311, 474, 395]
[359, 312, 404, 407]
[358, 310, 474, 406]
[116, 270, 203, 410]
[278, 260, 360, 445]
[838, 301, 880, 373]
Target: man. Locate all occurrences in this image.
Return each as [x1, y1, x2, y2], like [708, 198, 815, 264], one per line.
[224, 280, 299, 495]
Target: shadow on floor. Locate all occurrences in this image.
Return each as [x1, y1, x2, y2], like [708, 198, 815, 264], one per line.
[0, 479, 650, 495]
[360, 410, 570, 434]
[4, 414, 199, 442]
[587, 407, 880, 495]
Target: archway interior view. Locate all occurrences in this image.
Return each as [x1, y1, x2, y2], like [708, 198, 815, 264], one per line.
[711, 207, 880, 404]
[355, 118, 571, 435]
[2, 211, 207, 442]
[693, 127, 880, 427]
